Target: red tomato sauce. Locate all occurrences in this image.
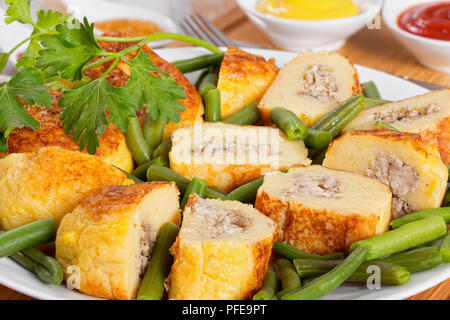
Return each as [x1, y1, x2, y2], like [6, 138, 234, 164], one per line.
[398, 2, 450, 41]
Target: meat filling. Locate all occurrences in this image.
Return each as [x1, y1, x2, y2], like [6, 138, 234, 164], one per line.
[191, 138, 274, 158]
[299, 64, 338, 101]
[282, 174, 343, 198]
[138, 223, 156, 277]
[367, 152, 419, 218]
[192, 198, 250, 238]
[373, 103, 441, 124]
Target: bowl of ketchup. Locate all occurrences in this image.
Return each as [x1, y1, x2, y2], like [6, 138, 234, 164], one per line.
[383, 0, 450, 74]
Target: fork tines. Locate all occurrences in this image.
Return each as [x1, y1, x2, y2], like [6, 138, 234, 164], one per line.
[180, 13, 237, 47]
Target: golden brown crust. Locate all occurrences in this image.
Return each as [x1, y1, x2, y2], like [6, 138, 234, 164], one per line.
[285, 205, 379, 255]
[86, 32, 204, 138]
[220, 47, 278, 78]
[246, 237, 274, 299]
[435, 117, 450, 163]
[256, 190, 381, 254]
[254, 190, 288, 241]
[218, 47, 278, 119]
[7, 91, 133, 172]
[256, 191, 380, 255]
[77, 181, 175, 218]
[0, 146, 130, 230]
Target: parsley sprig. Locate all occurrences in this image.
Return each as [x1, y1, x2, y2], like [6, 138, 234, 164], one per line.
[0, 0, 220, 154]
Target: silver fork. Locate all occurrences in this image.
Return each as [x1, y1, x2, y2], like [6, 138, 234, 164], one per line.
[180, 13, 263, 49]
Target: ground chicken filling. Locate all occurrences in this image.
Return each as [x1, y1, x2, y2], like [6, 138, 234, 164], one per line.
[282, 174, 343, 198]
[191, 138, 275, 158]
[138, 223, 156, 277]
[192, 198, 251, 238]
[367, 152, 419, 218]
[373, 103, 441, 124]
[299, 64, 338, 101]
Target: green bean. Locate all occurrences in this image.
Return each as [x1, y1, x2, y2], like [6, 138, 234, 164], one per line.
[274, 258, 301, 298]
[227, 177, 264, 204]
[302, 277, 317, 286]
[131, 157, 168, 180]
[439, 231, 450, 263]
[0, 230, 62, 285]
[199, 68, 219, 97]
[293, 259, 410, 286]
[311, 148, 327, 165]
[172, 52, 225, 73]
[362, 81, 382, 99]
[152, 138, 172, 162]
[143, 115, 164, 150]
[195, 69, 210, 89]
[113, 166, 144, 184]
[390, 207, 450, 229]
[350, 216, 447, 260]
[204, 187, 229, 200]
[304, 129, 332, 150]
[281, 245, 369, 300]
[147, 165, 190, 192]
[0, 218, 57, 258]
[126, 117, 152, 165]
[21, 247, 63, 285]
[270, 107, 309, 140]
[180, 177, 208, 210]
[311, 95, 363, 132]
[327, 98, 365, 138]
[146, 165, 229, 200]
[205, 88, 221, 122]
[9, 252, 58, 285]
[274, 242, 346, 260]
[253, 270, 278, 300]
[364, 98, 390, 108]
[222, 102, 261, 125]
[137, 222, 180, 300]
[374, 120, 399, 131]
[207, 185, 227, 196]
[382, 246, 443, 272]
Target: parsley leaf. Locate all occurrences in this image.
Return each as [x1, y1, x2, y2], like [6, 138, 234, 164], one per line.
[123, 50, 186, 124]
[0, 68, 52, 151]
[4, 0, 33, 25]
[36, 17, 103, 81]
[16, 10, 66, 72]
[59, 77, 136, 154]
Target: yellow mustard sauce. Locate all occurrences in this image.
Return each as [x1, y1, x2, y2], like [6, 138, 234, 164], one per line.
[257, 0, 360, 20]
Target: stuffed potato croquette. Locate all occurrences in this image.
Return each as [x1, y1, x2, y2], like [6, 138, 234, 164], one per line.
[56, 182, 180, 300]
[323, 130, 448, 219]
[0, 147, 131, 230]
[168, 195, 275, 300]
[255, 166, 392, 255]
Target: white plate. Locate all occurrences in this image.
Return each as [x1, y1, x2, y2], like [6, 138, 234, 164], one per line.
[0, 47, 448, 300]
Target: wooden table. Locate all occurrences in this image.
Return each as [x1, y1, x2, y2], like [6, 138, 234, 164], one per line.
[1, 1, 449, 300]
